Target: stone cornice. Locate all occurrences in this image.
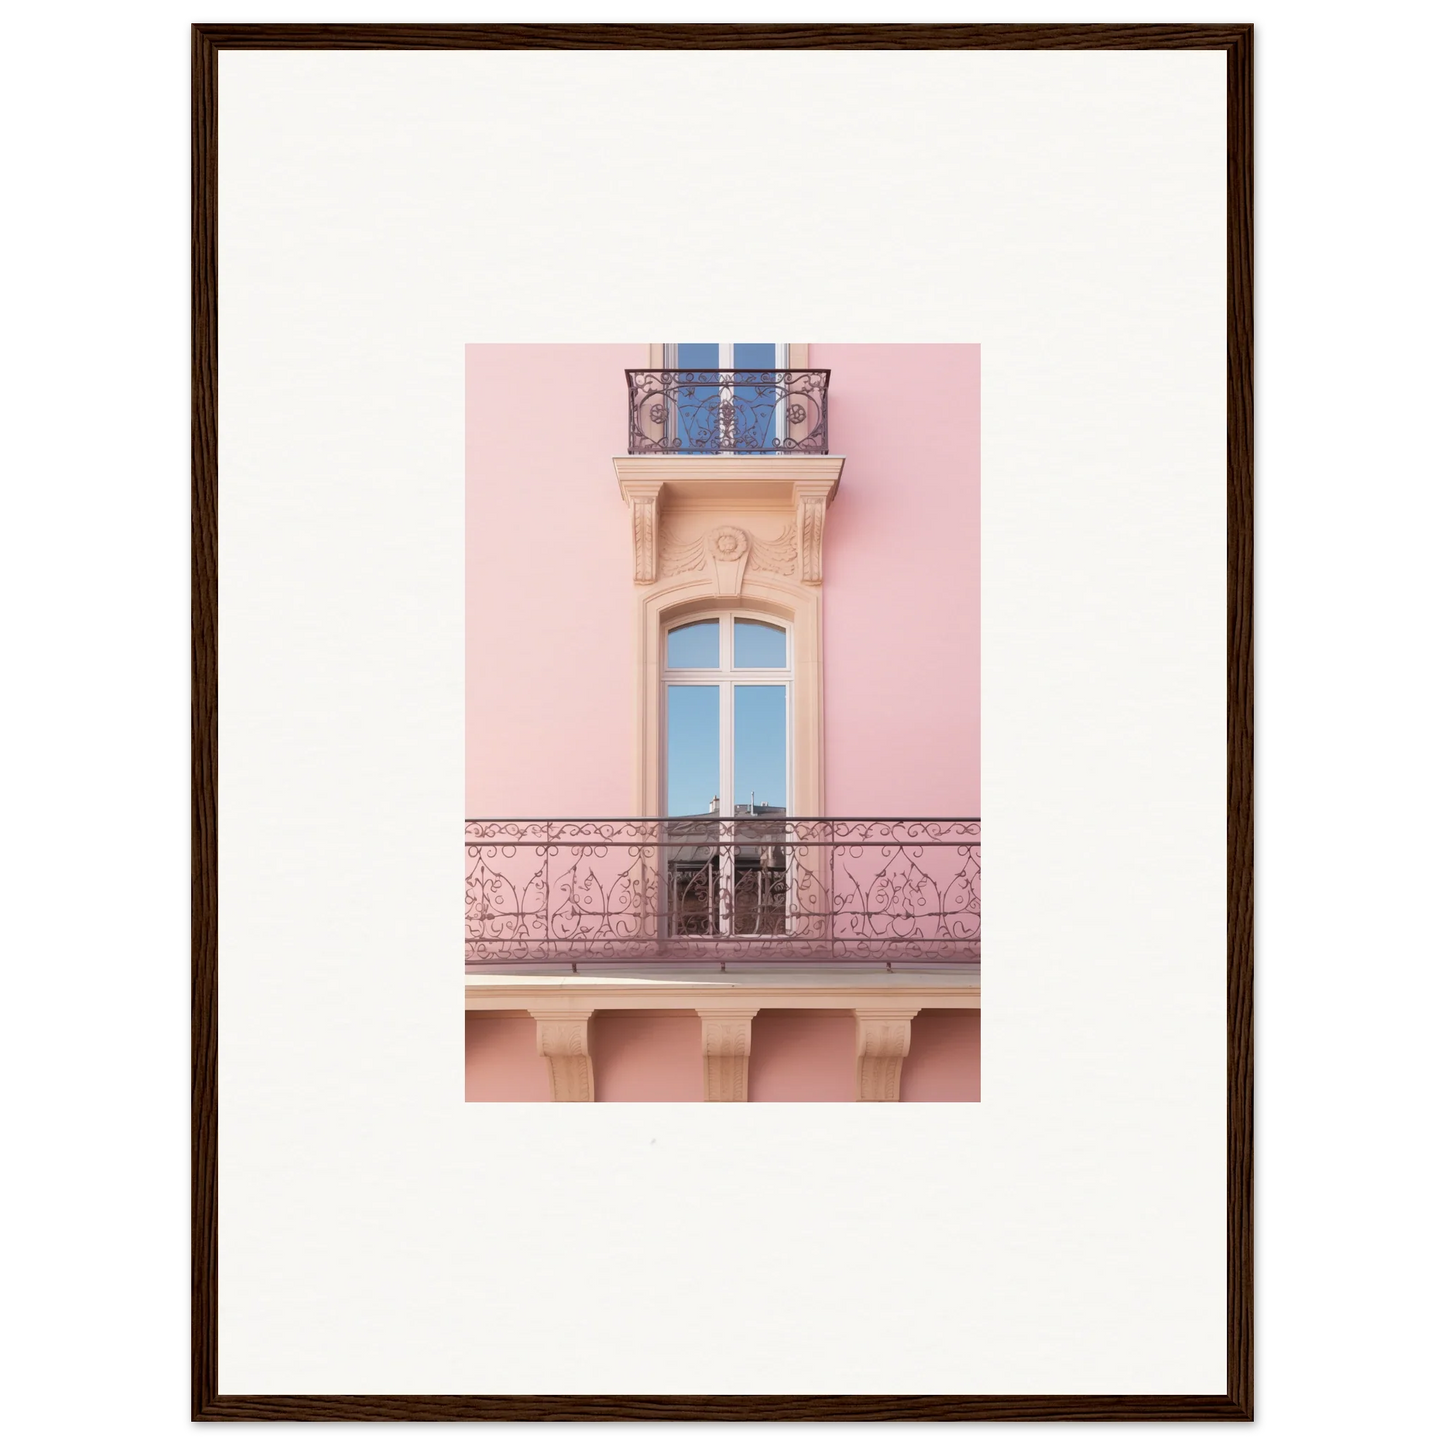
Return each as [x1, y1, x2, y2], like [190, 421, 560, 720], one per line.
[614, 455, 845, 495]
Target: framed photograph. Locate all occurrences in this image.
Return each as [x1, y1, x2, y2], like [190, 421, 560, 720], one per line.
[194, 22, 1251, 1421]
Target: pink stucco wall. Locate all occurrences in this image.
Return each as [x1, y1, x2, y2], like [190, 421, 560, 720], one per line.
[899, 1010, 982, 1103]
[465, 343, 980, 818]
[465, 344, 645, 816]
[464, 1014, 550, 1101]
[748, 1010, 857, 1102]
[592, 1012, 704, 1102]
[811, 344, 981, 817]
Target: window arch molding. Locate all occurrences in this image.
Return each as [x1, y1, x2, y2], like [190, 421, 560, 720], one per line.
[632, 573, 823, 818]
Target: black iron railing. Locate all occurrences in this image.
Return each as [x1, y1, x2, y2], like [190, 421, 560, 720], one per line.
[625, 369, 830, 455]
[464, 817, 979, 971]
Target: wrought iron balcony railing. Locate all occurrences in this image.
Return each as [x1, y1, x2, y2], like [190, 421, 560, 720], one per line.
[465, 817, 979, 971]
[626, 369, 830, 455]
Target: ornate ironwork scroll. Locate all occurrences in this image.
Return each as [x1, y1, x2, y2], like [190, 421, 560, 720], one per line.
[464, 817, 980, 971]
[625, 369, 830, 455]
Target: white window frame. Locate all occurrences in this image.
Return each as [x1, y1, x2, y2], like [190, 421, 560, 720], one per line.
[662, 343, 792, 369]
[661, 606, 797, 936]
[661, 610, 793, 817]
[626, 534, 828, 822]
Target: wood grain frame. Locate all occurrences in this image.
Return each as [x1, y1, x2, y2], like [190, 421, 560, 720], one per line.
[192, 22, 1252, 1422]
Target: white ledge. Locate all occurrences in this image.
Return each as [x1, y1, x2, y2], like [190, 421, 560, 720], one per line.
[465, 969, 979, 1014]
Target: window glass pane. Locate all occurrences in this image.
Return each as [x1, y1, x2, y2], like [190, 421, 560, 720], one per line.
[733, 343, 776, 369]
[734, 685, 786, 811]
[667, 686, 720, 817]
[731, 344, 781, 451]
[733, 619, 786, 668]
[677, 343, 719, 368]
[667, 620, 719, 669]
[675, 344, 721, 452]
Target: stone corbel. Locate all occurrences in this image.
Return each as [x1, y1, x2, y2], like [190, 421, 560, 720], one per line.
[696, 1008, 760, 1102]
[532, 1009, 595, 1102]
[854, 1008, 920, 1102]
[793, 480, 836, 585]
[619, 480, 663, 584]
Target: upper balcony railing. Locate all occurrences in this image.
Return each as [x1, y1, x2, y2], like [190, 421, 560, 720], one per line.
[465, 816, 979, 971]
[626, 369, 830, 455]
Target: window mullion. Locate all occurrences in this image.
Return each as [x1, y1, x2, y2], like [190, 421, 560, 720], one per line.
[719, 345, 735, 455]
[720, 611, 732, 936]
[720, 678, 734, 936]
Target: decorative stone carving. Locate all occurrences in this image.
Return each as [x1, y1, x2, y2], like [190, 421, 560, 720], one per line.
[706, 525, 751, 596]
[658, 529, 707, 577]
[708, 525, 748, 559]
[616, 480, 664, 584]
[614, 457, 841, 588]
[532, 1009, 595, 1102]
[696, 1008, 760, 1102]
[659, 522, 797, 583]
[629, 492, 660, 584]
[854, 1008, 920, 1102]
[795, 486, 831, 585]
[749, 524, 797, 577]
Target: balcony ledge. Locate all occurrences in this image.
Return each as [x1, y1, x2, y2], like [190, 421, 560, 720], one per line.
[613, 453, 845, 503]
[466, 968, 980, 1015]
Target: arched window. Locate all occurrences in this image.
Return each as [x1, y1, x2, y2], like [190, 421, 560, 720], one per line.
[663, 612, 789, 816]
[661, 611, 791, 938]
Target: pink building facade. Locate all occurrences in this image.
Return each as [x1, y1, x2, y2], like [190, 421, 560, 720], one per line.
[465, 344, 980, 1102]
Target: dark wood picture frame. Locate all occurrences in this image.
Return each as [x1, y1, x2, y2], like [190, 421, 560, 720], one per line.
[193, 22, 1252, 1422]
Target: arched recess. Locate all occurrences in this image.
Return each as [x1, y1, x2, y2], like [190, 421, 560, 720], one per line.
[633, 573, 823, 818]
